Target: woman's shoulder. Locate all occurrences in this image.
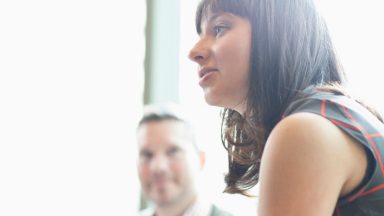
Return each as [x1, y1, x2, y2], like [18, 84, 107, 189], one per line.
[268, 111, 356, 157]
[269, 111, 367, 176]
[265, 112, 352, 178]
[258, 112, 368, 215]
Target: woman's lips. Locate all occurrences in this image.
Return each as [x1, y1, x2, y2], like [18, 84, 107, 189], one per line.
[198, 67, 218, 86]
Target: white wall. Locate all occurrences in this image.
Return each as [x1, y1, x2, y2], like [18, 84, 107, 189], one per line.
[316, 0, 384, 112]
[0, 1, 145, 215]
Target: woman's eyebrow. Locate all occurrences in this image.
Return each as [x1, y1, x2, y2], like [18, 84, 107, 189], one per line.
[199, 13, 228, 34]
[206, 12, 233, 24]
[206, 13, 221, 23]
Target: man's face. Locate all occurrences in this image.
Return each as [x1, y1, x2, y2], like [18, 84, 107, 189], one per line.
[137, 120, 202, 206]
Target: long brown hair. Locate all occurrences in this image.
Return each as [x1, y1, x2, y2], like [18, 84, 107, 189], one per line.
[195, 0, 346, 195]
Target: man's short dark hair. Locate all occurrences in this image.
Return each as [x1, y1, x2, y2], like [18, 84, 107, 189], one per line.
[137, 104, 200, 152]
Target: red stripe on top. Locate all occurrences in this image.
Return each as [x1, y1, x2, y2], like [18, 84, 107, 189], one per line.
[347, 184, 370, 202]
[337, 104, 384, 202]
[321, 100, 326, 117]
[329, 119, 360, 132]
[347, 134, 384, 202]
[366, 133, 383, 138]
[356, 183, 384, 198]
[340, 104, 384, 177]
[340, 104, 354, 120]
[365, 136, 384, 176]
[322, 100, 360, 131]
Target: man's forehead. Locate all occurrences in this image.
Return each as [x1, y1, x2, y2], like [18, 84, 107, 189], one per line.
[137, 120, 194, 150]
[138, 120, 188, 137]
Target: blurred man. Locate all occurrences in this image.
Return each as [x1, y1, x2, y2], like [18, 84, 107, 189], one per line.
[136, 105, 233, 216]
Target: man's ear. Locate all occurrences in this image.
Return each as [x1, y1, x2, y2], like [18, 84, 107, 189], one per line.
[198, 151, 206, 170]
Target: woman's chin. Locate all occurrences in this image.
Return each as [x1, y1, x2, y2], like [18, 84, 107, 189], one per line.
[204, 93, 225, 108]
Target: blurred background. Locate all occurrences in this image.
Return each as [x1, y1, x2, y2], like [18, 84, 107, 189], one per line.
[0, 0, 383, 215]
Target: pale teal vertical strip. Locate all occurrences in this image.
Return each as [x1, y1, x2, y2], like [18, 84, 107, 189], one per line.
[140, 0, 180, 211]
[144, 0, 180, 104]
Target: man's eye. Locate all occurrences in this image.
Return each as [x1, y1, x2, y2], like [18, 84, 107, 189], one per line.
[140, 152, 152, 160]
[167, 147, 180, 156]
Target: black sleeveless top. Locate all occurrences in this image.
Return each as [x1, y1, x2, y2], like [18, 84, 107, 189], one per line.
[283, 90, 384, 216]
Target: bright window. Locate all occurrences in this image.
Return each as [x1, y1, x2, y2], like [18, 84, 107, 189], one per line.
[0, 1, 145, 215]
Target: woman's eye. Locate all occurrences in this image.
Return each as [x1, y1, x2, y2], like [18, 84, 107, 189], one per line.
[213, 25, 228, 36]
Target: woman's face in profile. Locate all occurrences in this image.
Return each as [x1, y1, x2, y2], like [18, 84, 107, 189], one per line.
[188, 11, 252, 114]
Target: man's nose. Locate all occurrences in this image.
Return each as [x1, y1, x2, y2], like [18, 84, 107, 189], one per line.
[150, 154, 169, 173]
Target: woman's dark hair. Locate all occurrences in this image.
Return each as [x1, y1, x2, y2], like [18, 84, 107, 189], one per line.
[195, 0, 346, 196]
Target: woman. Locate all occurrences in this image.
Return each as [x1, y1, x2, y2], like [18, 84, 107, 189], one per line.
[188, 0, 384, 215]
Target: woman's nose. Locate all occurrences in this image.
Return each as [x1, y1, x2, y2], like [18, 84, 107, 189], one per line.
[188, 39, 210, 65]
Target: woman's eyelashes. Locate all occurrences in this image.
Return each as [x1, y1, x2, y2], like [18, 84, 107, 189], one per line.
[212, 23, 230, 37]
